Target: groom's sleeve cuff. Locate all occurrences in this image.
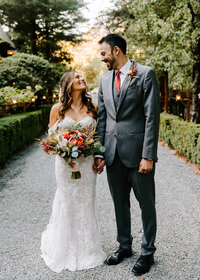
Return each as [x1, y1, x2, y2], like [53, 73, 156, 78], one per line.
[94, 155, 104, 159]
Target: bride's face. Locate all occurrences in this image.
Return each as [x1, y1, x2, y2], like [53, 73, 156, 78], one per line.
[72, 73, 86, 92]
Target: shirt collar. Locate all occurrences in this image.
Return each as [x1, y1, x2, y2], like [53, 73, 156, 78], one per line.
[119, 60, 132, 75]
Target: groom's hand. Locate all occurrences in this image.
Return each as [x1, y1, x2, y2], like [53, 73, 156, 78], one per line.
[92, 158, 106, 174]
[139, 158, 153, 174]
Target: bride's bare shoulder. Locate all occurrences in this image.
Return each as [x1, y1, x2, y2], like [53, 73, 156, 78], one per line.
[51, 102, 62, 111]
[49, 102, 62, 127]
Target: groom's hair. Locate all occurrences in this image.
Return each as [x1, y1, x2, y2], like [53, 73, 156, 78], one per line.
[99, 34, 127, 54]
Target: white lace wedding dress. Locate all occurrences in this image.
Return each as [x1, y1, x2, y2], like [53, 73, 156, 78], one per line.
[41, 116, 106, 273]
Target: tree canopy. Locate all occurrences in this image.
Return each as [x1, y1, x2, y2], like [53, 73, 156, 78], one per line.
[0, 53, 61, 92]
[0, 0, 86, 62]
[103, 0, 200, 122]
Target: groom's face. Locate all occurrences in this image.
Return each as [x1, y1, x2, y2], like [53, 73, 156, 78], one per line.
[100, 42, 116, 71]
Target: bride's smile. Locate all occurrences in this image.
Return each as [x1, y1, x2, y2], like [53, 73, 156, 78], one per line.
[72, 73, 87, 91]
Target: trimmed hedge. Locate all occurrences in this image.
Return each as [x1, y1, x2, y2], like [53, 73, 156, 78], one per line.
[1, 110, 199, 166]
[0, 105, 52, 165]
[159, 113, 200, 165]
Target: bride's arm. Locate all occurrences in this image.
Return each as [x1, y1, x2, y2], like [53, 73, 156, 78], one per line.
[49, 103, 61, 128]
[92, 102, 98, 119]
[92, 101, 106, 174]
[48, 103, 61, 135]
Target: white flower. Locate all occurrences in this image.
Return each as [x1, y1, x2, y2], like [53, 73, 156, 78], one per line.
[35, 85, 42, 91]
[26, 86, 32, 90]
[198, 93, 200, 99]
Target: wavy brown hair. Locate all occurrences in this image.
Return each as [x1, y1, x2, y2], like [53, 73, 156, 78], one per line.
[59, 71, 97, 120]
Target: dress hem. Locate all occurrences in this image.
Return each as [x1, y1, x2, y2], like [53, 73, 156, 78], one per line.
[41, 252, 106, 273]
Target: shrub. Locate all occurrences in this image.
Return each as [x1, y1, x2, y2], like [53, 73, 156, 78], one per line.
[0, 53, 62, 93]
[159, 113, 200, 165]
[0, 105, 52, 165]
[0, 86, 40, 104]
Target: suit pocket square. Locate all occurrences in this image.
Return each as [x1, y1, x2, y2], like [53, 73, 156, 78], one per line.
[132, 84, 136, 87]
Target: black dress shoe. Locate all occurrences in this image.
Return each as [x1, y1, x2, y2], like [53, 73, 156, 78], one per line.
[105, 247, 133, 265]
[132, 254, 154, 275]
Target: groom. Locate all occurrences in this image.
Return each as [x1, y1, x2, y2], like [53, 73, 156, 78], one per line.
[93, 34, 160, 276]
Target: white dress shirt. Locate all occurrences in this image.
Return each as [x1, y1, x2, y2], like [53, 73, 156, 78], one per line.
[95, 60, 132, 160]
[116, 60, 132, 87]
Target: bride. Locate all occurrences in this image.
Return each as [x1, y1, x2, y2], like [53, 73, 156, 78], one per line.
[41, 71, 106, 273]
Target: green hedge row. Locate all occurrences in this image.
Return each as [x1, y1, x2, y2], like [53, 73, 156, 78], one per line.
[159, 113, 200, 165]
[1, 110, 199, 166]
[0, 105, 52, 165]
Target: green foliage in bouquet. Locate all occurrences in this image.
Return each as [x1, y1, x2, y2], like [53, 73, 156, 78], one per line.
[41, 123, 106, 179]
[0, 105, 52, 165]
[159, 113, 200, 165]
[42, 123, 106, 160]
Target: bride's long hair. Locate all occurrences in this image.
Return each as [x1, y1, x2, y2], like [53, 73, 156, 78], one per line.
[59, 72, 97, 119]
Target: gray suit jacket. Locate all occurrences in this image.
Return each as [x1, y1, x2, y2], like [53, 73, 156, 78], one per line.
[96, 61, 160, 167]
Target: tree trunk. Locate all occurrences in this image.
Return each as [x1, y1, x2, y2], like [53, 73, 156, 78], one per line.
[45, 20, 51, 61]
[191, 60, 200, 123]
[190, 27, 200, 123]
[31, 19, 38, 55]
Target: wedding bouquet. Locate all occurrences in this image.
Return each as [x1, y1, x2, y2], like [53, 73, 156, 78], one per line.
[41, 123, 106, 179]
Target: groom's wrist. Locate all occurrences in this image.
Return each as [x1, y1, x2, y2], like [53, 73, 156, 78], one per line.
[94, 155, 104, 159]
[142, 157, 153, 161]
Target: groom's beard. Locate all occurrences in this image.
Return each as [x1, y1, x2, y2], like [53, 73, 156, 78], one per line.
[106, 57, 115, 71]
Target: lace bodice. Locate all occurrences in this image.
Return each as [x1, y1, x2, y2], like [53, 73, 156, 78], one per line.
[48, 116, 97, 135]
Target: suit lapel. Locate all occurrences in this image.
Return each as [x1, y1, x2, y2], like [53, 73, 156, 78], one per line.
[117, 61, 136, 113]
[106, 70, 116, 115]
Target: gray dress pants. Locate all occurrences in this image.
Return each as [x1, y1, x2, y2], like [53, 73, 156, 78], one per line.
[106, 150, 157, 255]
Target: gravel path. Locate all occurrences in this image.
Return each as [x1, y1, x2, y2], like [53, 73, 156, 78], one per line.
[0, 138, 200, 280]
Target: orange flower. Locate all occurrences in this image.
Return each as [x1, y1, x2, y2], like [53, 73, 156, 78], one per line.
[76, 138, 84, 146]
[62, 131, 71, 140]
[71, 139, 77, 145]
[127, 65, 138, 79]
[62, 131, 68, 136]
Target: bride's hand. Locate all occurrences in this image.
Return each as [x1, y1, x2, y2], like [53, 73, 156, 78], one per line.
[68, 158, 77, 168]
[92, 158, 106, 174]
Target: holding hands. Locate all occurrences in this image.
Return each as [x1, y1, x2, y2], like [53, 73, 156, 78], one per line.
[92, 158, 106, 174]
